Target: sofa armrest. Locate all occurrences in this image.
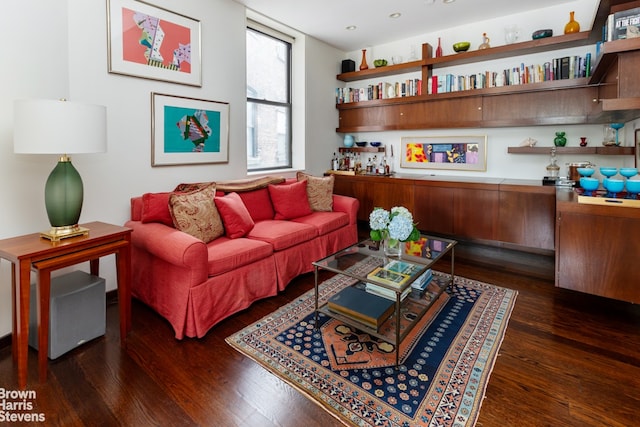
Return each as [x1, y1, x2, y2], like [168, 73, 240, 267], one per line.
[131, 196, 143, 221]
[125, 220, 208, 280]
[332, 194, 359, 225]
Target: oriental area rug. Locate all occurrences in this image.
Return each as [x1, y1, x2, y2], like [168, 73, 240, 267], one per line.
[226, 269, 517, 427]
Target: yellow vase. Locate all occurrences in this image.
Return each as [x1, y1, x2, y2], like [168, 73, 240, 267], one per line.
[564, 11, 580, 34]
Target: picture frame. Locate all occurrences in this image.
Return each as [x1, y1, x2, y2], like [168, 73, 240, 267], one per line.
[151, 93, 229, 166]
[400, 135, 487, 171]
[107, 0, 202, 86]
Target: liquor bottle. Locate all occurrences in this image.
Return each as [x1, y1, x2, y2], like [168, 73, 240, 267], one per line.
[332, 152, 339, 171]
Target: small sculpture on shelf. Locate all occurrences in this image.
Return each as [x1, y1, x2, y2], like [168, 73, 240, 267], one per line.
[519, 137, 537, 147]
[579, 137, 588, 147]
[479, 33, 490, 49]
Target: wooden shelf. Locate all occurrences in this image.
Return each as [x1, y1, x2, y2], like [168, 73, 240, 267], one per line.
[338, 146, 385, 153]
[590, 37, 640, 83]
[337, 60, 424, 82]
[508, 146, 635, 155]
[425, 32, 592, 69]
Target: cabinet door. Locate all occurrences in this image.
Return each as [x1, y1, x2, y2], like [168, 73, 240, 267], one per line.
[396, 98, 483, 129]
[453, 188, 499, 241]
[482, 87, 599, 126]
[338, 105, 401, 131]
[498, 188, 555, 250]
[556, 210, 640, 303]
[413, 185, 454, 235]
[333, 176, 414, 221]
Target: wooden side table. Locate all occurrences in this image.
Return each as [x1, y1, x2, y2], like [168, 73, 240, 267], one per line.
[0, 221, 132, 389]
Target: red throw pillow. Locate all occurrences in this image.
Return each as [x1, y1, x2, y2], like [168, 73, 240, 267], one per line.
[141, 192, 174, 227]
[268, 180, 313, 220]
[215, 192, 255, 238]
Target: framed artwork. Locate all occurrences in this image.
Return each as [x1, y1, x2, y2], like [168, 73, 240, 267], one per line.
[400, 135, 487, 171]
[151, 93, 229, 166]
[107, 0, 202, 86]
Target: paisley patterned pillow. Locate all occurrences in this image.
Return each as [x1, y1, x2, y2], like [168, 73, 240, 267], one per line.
[296, 172, 334, 212]
[169, 183, 224, 243]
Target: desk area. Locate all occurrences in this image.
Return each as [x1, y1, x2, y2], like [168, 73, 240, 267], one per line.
[0, 221, 132, 389]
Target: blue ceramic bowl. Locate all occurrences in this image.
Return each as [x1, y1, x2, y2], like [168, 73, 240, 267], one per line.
[619, 168, 638, 178]
[626, 179, 640, 194]
[580, 177, 599, 192]
[370, 142, 382, 147]
[599, 167, 618, 178]
[354, 141, 367, 147]
[577, 167, 595, 177]
[606, 179, 625, 193]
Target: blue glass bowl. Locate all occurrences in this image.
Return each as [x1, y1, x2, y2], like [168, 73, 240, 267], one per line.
[577, 167, 595, 177]
[619, 168, 638, 178]
[626, 179, 640, 194]
[370, 142, 382, 147]
[599, 167, 618, 178]
[580, 177, 599, 193]
[606, 179, 625, 193]
[354, 141, 367, 147]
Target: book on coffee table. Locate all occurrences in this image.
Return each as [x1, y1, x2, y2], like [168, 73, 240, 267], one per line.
[327, 286, 395, 330]
[366, 266, 411, 288]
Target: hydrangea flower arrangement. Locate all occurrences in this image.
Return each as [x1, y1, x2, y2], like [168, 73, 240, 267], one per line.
[369, 206, 420, 246]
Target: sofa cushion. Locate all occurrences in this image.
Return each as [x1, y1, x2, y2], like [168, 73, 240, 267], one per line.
[296, 172, 334, 212]
[248, 220, 317, 251]
[141, 192, 174, 227]
[206, 236, 273, 276]
[215, 192, 255, 239]
[174, 182, 214, 193]
[237, 188, 275, 221]
[169, 183, 224, 243]
[268, 180, 313, 220]
[292, 211, 349, 236]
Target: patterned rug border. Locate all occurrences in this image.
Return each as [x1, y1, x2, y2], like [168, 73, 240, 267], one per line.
[226, 272, 517, 427]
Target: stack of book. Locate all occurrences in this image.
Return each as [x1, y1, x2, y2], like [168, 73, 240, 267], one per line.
[327, 286, 395, 330]
[365, 282, 412, 301]
[411, 268, 433, 293]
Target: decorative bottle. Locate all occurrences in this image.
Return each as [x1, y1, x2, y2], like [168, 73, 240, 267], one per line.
[564, 11, 580, 34]
[359, 49, 369, 70]
[479, 33, 491, 49]
[435, 37, 443, 58]
[554, 132, 567, 147]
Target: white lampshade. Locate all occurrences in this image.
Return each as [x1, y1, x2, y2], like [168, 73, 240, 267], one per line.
[13, 99, 107, 154]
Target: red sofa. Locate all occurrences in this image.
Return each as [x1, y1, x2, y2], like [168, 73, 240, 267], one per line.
[125, 175, 359, 339]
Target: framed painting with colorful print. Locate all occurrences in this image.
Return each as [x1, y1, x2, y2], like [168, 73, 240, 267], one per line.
[400, 135, 487, 171]
[107, 0, 201, 86]
[151, 93, 229, 166]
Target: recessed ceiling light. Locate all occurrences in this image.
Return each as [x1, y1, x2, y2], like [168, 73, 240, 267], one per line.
[389, 12, 402, 19]
[345, 25, 357, 31]
[443, 0, 455, 3]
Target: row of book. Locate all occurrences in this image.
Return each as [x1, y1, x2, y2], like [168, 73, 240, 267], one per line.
[336, 79, 423, 104]
[428, 54, 592, 94]
[336, 53, 592, 102]
[603, 7, 640, 42]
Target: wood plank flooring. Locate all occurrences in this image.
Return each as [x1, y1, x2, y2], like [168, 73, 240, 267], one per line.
[1, 242, 639, 426]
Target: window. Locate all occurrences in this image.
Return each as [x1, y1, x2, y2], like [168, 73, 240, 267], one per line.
[246, 24, 292, 171]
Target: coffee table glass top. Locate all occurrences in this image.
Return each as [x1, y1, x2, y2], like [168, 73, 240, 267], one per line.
[313, 234, 456, 293]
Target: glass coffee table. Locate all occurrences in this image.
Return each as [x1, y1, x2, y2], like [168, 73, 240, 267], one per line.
[312, 234, 457, 367]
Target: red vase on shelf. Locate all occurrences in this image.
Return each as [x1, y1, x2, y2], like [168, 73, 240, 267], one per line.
[435, 37, 443, 58]
[564, 11, 580, 34]
[359, 49, 369, 70]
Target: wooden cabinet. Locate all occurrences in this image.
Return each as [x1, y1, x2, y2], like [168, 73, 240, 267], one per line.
[334, 175, 553, 252]
[555, 189, 640, 303]
[498, 182, 556, 251]
[333, 175, 415, 222]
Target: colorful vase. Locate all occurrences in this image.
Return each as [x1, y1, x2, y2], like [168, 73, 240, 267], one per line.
[564, 11, 580, 34]
[359, 49, 368, 70]
[554, 132, 567, 147]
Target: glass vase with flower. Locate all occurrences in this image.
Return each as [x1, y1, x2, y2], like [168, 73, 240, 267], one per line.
[369, 206, 420, 257]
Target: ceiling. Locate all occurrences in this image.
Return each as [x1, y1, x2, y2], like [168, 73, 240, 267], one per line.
[233, 0, 585, 52]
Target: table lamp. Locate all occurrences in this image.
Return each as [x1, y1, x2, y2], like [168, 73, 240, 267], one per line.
[13, 99, 107, 241]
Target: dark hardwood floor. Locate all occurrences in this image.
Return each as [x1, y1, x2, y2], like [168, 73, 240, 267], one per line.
[1, 241, 639, 426]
